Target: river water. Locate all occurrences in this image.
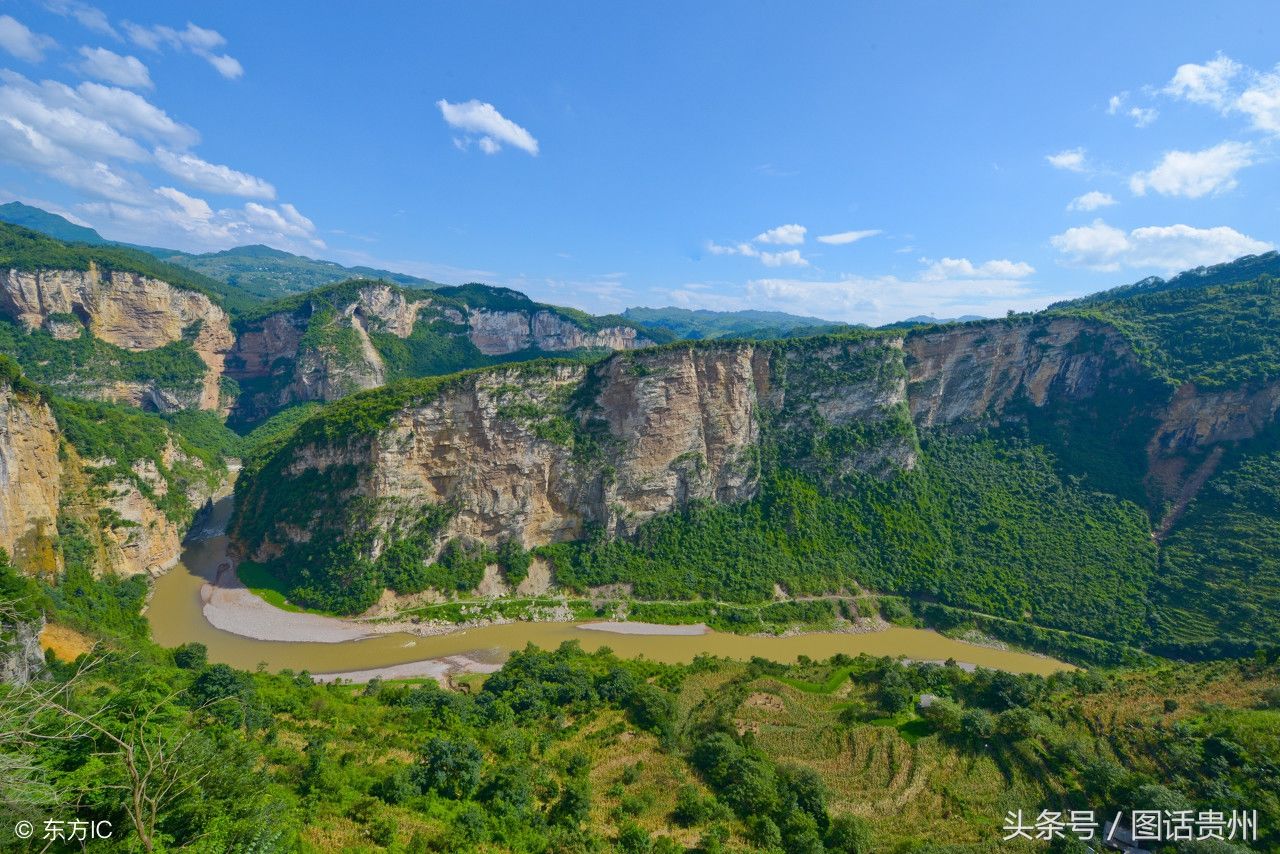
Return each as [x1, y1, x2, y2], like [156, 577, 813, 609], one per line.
[148, 494, 1069, 677]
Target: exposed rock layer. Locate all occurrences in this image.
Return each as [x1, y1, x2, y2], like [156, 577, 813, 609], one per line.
[0, 265, 233, 410]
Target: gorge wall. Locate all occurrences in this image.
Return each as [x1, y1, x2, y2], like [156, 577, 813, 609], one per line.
[236, 314, 1280, 576]
[226, 282, 655, 421]
[0, 265, 233, 411]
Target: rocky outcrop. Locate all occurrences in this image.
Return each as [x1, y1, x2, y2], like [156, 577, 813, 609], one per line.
[227, 283, 654, 421]
[0, 383, 60, 574]
[469, 309, 653, 355]
[237, 338, 909, 560]
[904, 317, 1140, 427]
[0, 265, 233, 410]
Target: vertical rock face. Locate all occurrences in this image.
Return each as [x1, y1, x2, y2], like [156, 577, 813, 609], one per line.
[237, 338, 911, 560]
[466, 309, 653, 356]
[0, 266, 234, 411]
[0, 384, 60, 573]
[904, 317, 1139, 427]
[227, 284, 656, 421]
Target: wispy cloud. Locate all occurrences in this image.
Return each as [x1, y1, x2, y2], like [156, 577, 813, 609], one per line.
[816, 229, 881, 245]
[77, 46, 152, 89]
[754, 223, 806, 245]
[438, 99, 539, 155]
[45, 1, 117, 38]
[0, 16, 56, 63]
[1046, 147, 1088, 172]
[123, 21, 243, 79]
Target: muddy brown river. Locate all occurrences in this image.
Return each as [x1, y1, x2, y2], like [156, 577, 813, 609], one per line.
[148, 494, 1069, 677]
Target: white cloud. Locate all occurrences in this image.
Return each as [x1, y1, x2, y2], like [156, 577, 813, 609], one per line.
[0, 16, 56, 62]
[437, 99, 539, 155]
[77, 46, 152, 89]
[662, 254, 1044, 325]
[201, 53, 243, 80]
[0, 116, 142, 203]
[816, 229, 881, 245]
[122, 21, 243, 79]
[45, 1, 117, 38]
[1129, 106, 1158, 127]
[759, 249, 808, 267]
[1129, 141, 1255, 198]
[1108, 92, 1158, 127]
[706, 240, 807, 267]
[921, 257, 1034, 281]
[1050, 219, 1273, 273]
[1237, 69, 1280, 135]
[0, 74, 150, 162]
[1165, 55, 1242, 109]
[1046, 147, 1087, 172]
[154, 148, 274, 198]
[754, 223, 806, 245]
[244, 202, 317, 240]
[154, 185, 212, 221]
[1163, 55, 1280, 138]
[1067, 191, 1117, 212]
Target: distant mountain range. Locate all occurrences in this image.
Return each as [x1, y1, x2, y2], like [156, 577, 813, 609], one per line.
[0, 201, 439, 298]
[620, 306, 853, 339]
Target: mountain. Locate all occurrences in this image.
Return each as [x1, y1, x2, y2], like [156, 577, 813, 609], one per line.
[157, 244, 443, 299]
[879, 313, 986, 329]
[0, 201, 440, 299]
[0, 222, 662, 424]
[231, 256, 1280, 662]
[226, 280, 661, 424]
[1052, 250, 1280, 308]
[0, 202, 107, 245]
[621, 306, 845, 340]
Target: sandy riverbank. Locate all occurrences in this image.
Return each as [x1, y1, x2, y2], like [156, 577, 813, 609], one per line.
[312, 654, 503, 685]
[577, 621, 709, 636]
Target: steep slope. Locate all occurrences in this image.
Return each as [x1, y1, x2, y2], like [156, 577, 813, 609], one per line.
[232, 278, 1280, 656]
[159, 243, 440, 298]
[0, 358, 60, 573]
[0, 357, 222, 579]
[227, 281, 659, 423]
[0, 224, 240, 411]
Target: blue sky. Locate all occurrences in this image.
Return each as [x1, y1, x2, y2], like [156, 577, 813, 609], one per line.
[0, 1, 1276, 324]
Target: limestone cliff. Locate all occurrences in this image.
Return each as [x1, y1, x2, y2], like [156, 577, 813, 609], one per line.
[235, 337, 911, 561]
[0, 265, 233, 411]
[236, 313, 1280, 590]
[0, 369, 219, 579]
[904, 317, 1140, 427]
[469, 308, 652, 355]
[227, 281, 654, 421]
[0, 381, 60, 573]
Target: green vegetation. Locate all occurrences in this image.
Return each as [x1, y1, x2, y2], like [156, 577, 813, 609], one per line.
[0, 221, 253, 312]
[622, 305, 842, 340]
[0, 201, 108, 245]
[0, 316, 208, 403]
[4, 571, 1279, 854]
[1152, 421, 1280, 657]
[50, 396, 224, 523]
[160, 242, 439, 298]
[1057, 275, 1280, 387]
[544, 433, 1156, 646]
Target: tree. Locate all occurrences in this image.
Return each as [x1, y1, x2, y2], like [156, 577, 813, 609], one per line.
[172, 643, 207, 670]
[826, 815, 873, 854]
[411, 736, 483, 799]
